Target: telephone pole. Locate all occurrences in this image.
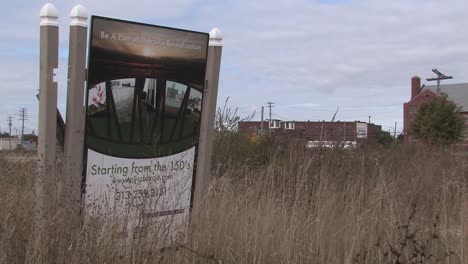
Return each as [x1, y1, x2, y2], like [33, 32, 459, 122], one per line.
[18, 108, 28, 147]
[394, 122, 397, 139]
[426, 68, 453, 95]
[7, 116, 12, 151]
[266, 101, 275, 132]
[260, 106, 264, 135]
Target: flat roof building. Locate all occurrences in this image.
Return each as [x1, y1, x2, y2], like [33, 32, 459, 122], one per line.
[239, 120, 382, 145]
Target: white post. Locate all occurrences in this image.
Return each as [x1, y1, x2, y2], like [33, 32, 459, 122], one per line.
[194, 28, 223, 210]
[464, 179, 467, 264]
[37, 1, 59, 253]
[61, 4, 88, 227]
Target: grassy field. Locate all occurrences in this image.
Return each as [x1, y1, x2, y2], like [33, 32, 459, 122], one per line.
[0, 134, 465, 263]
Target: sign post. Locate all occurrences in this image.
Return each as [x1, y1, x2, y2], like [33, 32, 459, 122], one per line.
[61, 4, 88, 226]
[36, 2, 59, 246]
[464, 180, 467, 264]
[193, 28, 223, 211]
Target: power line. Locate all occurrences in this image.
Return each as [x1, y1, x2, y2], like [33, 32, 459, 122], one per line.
[272, 113, 291, 121]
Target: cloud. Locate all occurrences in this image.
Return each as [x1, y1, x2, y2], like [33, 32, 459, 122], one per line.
[2, 0, 468, 135]
[248, 106, 259, 112]
[205, 0, 468, 132]
[281, 103, 321, 108]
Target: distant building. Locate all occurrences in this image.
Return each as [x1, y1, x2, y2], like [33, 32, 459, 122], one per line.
[0, 133, 38, 151]
[23, 134, 38, 151]
[0, 137, 21, 151]
[403, 76, 468, 146]
[238, 120, 382, 145]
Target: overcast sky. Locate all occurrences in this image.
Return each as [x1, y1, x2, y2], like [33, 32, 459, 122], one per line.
[2, 0, 468, 135]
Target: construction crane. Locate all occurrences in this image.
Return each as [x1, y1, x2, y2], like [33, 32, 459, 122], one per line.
[331, 107, 339, 122]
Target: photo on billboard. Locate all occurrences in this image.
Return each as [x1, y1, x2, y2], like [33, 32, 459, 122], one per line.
[85, 17, 208, 158]
[83, 16, 209, 248]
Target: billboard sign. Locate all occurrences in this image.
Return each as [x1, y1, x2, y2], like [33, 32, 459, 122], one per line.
[356, 122, 368, 139]
[83, 16, 209, 246]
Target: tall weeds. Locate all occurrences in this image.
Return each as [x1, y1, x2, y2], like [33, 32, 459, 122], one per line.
[0, 138, 464, 263]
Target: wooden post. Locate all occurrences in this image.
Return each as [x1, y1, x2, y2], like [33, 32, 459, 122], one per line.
[464, 170, 467, 264]
[36, 1, 59, 252]
[193, 28, 223, 210]
[60, 4, 88, 226]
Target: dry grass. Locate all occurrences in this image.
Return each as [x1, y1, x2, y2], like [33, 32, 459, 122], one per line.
[0, 138, 465, 263]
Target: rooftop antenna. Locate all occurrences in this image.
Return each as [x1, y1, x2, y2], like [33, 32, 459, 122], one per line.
[426, 68, 453, 95]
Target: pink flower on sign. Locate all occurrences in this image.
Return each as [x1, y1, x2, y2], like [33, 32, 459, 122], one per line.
[88, 84, 106, 107]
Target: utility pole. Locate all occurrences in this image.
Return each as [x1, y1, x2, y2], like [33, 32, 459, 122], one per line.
[260, 106, 264, 135]
[394, 122, 397, 139]
[7, 116, 12, 151]
[18, 108, 28, 147]
[266, 101, 275, 132]
[426, 68, 453, 95]
[368, 116, 371, 124]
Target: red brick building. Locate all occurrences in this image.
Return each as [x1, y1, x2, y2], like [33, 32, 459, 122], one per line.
[238, 120, 382, 144]
[403, 76, 468, 146]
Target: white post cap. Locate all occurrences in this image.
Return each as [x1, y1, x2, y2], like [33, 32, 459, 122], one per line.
[209, 27, 222, 47]
[40, 3, 59, 27]
[70, 4, 89, 27]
